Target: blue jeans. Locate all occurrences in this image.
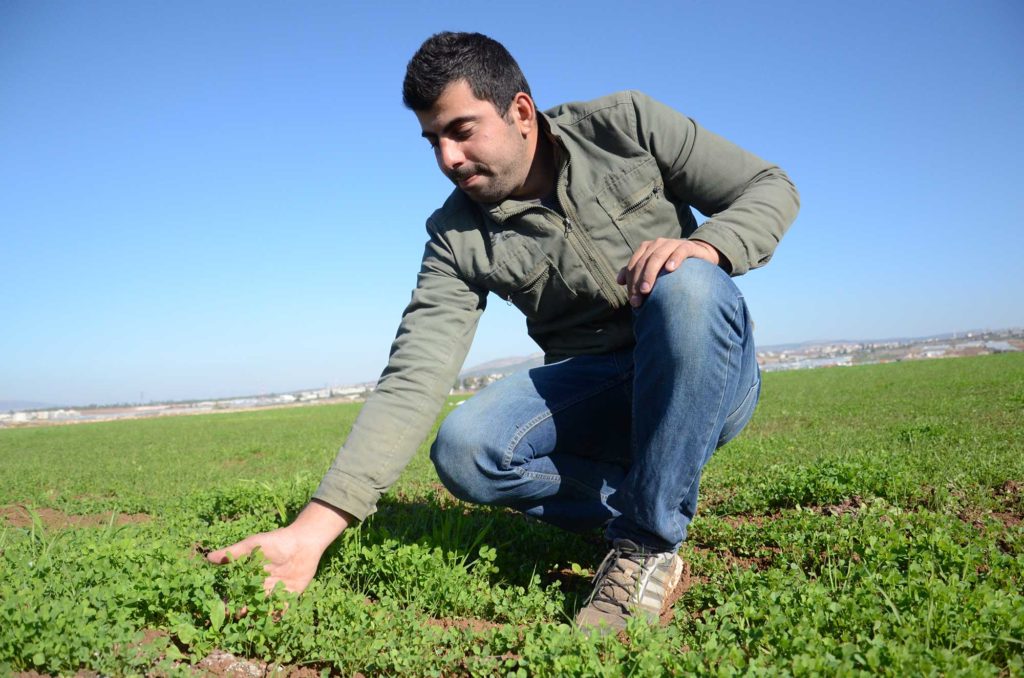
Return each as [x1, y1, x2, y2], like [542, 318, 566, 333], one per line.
[430, 259, 760, 552]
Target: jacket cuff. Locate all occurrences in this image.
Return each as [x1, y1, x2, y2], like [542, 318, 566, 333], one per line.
[312, 466, 381, 522]
[689, 225, 747, 276]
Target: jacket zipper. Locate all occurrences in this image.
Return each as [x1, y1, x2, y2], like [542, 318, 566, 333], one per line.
[556, 158, 629, 308]
[504, 263, 549, 306]
[618, 185, 661, 219]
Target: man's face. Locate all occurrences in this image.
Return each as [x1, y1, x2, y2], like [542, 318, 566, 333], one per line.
[416, 80, 532, 203]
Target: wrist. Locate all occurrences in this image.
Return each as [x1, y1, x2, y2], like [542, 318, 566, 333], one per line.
[691, 240, 720, 265]
[688, 238, 733, 273]
[289, 499, 352, 551]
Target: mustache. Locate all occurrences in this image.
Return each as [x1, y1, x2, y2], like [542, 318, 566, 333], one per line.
[448, 165, 488, 182]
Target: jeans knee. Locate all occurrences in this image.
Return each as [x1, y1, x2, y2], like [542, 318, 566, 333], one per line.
[646, 257, 724, 315]
[431, 411, 501, 506]
[636, 257, 749, 357]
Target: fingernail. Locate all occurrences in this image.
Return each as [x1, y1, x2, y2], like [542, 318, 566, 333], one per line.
[640, 282, 650, 292]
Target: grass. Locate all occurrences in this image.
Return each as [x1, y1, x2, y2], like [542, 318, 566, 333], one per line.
[1, 353, 1022, 675]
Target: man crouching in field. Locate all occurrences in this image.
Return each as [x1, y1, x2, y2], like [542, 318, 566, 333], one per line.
[209, 31, 799, 635]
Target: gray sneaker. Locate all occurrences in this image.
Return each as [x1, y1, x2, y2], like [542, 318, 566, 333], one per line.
[574, 538, 684, 635]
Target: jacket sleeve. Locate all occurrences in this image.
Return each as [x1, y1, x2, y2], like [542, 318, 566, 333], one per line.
[628, 90, 800, 275]
[312, 222, 486, 520]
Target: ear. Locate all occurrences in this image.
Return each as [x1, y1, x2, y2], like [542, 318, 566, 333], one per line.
[509, 92, 536, 136]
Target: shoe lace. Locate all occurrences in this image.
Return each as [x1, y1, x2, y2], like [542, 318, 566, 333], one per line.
[587, 543, 651, 612]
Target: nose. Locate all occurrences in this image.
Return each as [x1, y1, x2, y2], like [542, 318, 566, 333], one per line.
[436, 138, 465, 173]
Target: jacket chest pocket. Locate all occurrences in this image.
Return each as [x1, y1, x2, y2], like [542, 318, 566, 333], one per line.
[482, 235, 577, 321]
[596, 159, 672, 251]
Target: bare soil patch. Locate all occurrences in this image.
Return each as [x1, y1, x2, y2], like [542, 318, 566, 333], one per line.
[996, 480, 1022, 497]
[0, 505, 151, 530]
[690, 544, 781, 572]
[719, 512, 782, 528]
[694, 486, 735, 512]
[957, 481, 1023, 530]
[991, 512, 1021, 528]
[962, 507, 1023, 530]
[995, 480, 1023, 515]
[815, 496, 864, 517]
[194, 649, 324, 677]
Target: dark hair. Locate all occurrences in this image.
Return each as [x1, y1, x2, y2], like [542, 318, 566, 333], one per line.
[402, 32, 531, 114]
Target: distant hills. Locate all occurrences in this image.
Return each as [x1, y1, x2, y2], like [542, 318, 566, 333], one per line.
[0, 400, 60, 414]
[459, 354, 544, 379]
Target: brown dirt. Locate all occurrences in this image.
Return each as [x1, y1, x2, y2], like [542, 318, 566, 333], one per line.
[0, 504, 151, 530]
[995, 480, 1022, 497]
[949, 479, 1024, 532]
[136, 628, 170, 647]
[719, 512, 782, 528]
[958, 508, 988, 532]
[194, 649, 324, 677]
[360, 594, 508, 634]
[695, 486, 733, 506]
[994, 480, 1023, 518]
[815, 496, 864, 517]
[689, 544, 781, 572]
[991, 512, 1022, 528]
[713, 501, 865, 528]
[958, 493, 1022, 531]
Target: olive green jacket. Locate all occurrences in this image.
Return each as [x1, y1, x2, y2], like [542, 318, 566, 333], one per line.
[313, 90, 799, 520]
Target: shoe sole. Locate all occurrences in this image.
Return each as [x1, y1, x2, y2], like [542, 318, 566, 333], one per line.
[657, 556, 690, 622]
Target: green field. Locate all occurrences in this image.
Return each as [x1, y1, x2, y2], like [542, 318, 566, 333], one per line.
[2, 354, 1023, 676]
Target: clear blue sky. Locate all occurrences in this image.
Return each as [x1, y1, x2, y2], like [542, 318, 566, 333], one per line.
[2, 1, 1022, 406]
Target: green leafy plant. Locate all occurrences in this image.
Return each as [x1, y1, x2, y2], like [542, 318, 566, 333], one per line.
[1, 354, 1022, 675]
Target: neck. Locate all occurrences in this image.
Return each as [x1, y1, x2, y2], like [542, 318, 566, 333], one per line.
[511, 129, 557, 201]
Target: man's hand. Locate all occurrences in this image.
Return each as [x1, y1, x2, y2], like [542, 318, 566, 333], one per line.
[616, 238, 722, 307]
[206, 500, 352, 595]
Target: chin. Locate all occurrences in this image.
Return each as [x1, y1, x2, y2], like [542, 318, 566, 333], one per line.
[462, 185, 507, 203]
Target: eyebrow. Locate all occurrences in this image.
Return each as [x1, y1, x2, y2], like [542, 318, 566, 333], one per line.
[421, 115, 478, 139]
